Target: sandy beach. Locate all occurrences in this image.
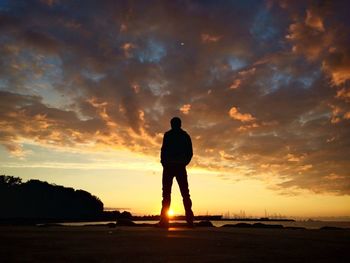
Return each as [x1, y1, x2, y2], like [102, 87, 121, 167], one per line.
[1, 225, 349, 262]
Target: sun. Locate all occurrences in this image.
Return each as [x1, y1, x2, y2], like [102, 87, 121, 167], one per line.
[167, 209, 174, 217]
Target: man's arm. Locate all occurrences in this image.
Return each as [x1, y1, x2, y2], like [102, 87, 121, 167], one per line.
[160, 133, 168, 165]
[185, 134, 193, 165]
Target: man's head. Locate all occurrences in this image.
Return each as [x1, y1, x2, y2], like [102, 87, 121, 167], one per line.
[170, 117, 181, 129]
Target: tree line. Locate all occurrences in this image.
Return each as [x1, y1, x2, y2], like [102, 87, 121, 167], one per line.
[0, 175, 131, 222]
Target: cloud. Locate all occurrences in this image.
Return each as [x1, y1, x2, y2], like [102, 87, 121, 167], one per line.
[305, 9, 324, 31]
[284, 1, 350, 86]
[0, 0, 349, 195]
[229, 79, 241, 90]
[121, 42, 137, 58]
[201, 33, 222, 43]
[180, 104, 191, 115]
[229, 67, 256, 89]
[322, 48, 350, 86]
[229, 107, 256, 122]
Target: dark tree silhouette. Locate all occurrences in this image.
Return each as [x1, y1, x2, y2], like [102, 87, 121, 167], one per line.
[0, 175, 103, 220]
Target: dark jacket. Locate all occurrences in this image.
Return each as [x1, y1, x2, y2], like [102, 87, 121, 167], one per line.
[161, 128, 193, 166]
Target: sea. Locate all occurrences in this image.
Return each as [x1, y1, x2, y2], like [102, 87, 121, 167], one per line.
[60, 220, 350, 229]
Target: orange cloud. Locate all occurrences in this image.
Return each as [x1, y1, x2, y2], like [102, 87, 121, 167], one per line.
[329, 104, 350, 123]
[237, 123, 259, 131]
[305, 9, 324, 32]
[336, 88, 350, 102]
[238, 67, 256, 76]
[180, 104, 191, 115]
[229, 107, 255, 122]
[299, 164, 313, 171]
[324, 173, 345, 180]
[344, 112, 350, 120]
[229, 79, 241, 89]
[286, 153, 303, 162]
[3, 143, 27, 158]
[121, 42, 136, 58]
[330, 104, 342, 124]
[286, 22, 329, 60]
[229, 68, 255, 89]
[87, 98, 117, 128]
[322, 54, 350, 86]
[285, 5, 350, 86]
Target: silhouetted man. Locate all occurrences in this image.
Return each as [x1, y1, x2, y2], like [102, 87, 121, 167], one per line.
[159, 117, 194, 227]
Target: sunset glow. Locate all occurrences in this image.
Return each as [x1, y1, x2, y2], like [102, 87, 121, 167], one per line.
[167, 209, 175, 218]
[0, 0, 350, 219]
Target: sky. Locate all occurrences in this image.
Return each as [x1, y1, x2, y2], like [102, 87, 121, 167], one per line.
[1, 0, 350, 218]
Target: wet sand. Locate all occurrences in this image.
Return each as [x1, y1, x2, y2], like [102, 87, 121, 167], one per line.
[1, 226, 349, 262]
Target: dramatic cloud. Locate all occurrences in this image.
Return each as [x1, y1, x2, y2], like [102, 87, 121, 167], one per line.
[228, 107, 256, 122]
[0, 0, 350, 195]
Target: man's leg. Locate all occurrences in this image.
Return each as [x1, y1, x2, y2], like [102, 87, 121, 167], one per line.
[175, 166, 194, 226]
[160, 165, 174, 226]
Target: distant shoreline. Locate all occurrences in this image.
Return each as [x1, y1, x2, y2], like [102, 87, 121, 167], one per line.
[132, 215, 295, 222]
[0, 216, 295, 226]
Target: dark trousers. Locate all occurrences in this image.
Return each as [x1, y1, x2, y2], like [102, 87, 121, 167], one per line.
[160, 164, 194, 222]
